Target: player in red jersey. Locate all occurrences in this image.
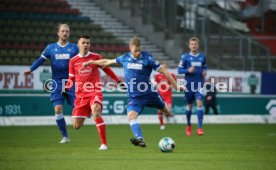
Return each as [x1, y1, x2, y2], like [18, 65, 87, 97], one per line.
[64, 35, 122, 150]
[154, 64, 177, 130]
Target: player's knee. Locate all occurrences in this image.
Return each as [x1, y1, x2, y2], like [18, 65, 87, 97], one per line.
[73, 124, 81, 129]
[73, 122, 83, 129]
[92, 110, 102, 119]
[127, 112, 138, 121]
[54, 105, 63, 114]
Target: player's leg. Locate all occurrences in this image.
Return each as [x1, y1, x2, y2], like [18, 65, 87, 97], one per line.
[53, 103, 70, 143]
[185, 103, 193, 136]
[51, 91, 69, 143]
[73, 118, 85, 129]
[185, 91, 194, 136]
[195, 92, 204, 135]
[157, 109, 165, 130]
[128, 110, 146, 147]
[127, 97, 146, 147]
[211, 104, 219, 115]
[72, 97, 92, 129]
[205, 104, 210, 115]
[91, 97, 108, 150]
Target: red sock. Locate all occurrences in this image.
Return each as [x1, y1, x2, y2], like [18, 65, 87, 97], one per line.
[94, 117, 107, 145]
[158, 111, 164, 126]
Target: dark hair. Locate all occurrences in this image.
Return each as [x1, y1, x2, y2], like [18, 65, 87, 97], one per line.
[78, 35, 90, 39]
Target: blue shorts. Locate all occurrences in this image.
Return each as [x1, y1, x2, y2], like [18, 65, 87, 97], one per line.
[185, 90, 204, 104]
[127, 92, 166, 114]
[51, 89, 75, 107]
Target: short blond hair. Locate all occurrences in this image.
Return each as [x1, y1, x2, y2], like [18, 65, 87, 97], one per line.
[189, 36, 199, 43]
[57, 23, 70, 32]
[129, 36, 141, 47]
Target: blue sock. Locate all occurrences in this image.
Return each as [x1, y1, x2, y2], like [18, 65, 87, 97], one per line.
[186, 107, 192, 126]
[130, 119, 143, 139]
[197, 107, 204, 128]
[55, 114, 68, 138]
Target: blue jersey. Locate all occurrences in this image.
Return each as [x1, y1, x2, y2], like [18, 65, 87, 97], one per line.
[116, 51, 161, 97]
[41, 42, 79, 82]
[178, 52, 207, 89]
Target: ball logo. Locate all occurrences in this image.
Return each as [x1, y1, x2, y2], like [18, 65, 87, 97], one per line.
[78, 67, 92, 76]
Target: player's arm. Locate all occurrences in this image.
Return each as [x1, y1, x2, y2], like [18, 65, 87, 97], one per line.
[101, 66, 127, 90]
[178, 55, 194, 74]
[24, 58, 47, 75]
[202, 56, 207, 78]
[158, 66, 179, 90]
[102, 66, 120, 83]
[24, 46, 50, 75]
[83, 59, 116, 67]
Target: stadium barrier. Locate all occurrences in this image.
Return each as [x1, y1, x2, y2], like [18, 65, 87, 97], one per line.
[0, 93, 275, 125]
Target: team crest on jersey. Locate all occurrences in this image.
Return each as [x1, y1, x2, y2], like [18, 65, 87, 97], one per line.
[55, 54, 70, 59]
[78, 67, 92, 76]
[127, 63, 142, 70]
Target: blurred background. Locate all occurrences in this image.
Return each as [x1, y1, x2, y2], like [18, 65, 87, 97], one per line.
[0, 0, 276, 125]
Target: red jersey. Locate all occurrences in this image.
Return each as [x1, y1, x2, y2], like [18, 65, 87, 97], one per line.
[154, 73, 177, 100]
[67, 52, 103, 98]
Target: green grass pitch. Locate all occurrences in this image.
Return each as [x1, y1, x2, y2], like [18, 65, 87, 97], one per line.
[1, 124, 276, 170]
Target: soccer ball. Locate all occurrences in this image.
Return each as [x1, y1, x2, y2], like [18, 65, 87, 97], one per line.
[158, 137, 175, 153]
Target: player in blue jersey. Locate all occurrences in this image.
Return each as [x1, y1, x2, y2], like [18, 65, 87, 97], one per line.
[83, 37, 183, 147]
[24, 24, 79, 143]
[178, 37, 207, 136]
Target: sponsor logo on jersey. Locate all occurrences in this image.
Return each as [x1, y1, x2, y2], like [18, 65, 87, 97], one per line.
[78, 67, 92, 76]
[127, 63, 142, 70]
[55, 54, 70, 59]
[191, 62, 202, 67]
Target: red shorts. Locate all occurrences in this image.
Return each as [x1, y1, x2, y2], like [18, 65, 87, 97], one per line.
[72, 95, 103, 118]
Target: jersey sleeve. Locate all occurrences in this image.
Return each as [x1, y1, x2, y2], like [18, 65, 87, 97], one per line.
[148, 55, 161, 71]
[115, 55, 124, 65]
[178, 54, 189, 74]
[29, 45, 51, 71]
[202, 56, 207, 71]
[41, 45, 51, 60]
[154, 74, 160, 83]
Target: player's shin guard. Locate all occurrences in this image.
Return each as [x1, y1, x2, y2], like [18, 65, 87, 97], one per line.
[95, 117, 107, 144]
[196, 107, 204, 128]
[55, 113, 68, 138]
[130, 119, 143, 139]
[157, 111, 164, 126]
[186, 107, 192, 126]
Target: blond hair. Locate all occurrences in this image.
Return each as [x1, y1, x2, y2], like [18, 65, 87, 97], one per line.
[129, 36, 141, 47]
[189, 36, 199, 43]
[57, 23, 70, 32]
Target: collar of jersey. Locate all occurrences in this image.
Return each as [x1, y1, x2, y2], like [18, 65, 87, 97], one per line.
[78, 51, 91, 58]
[130, 53, 141, 60]
[189, 52, 199, 57]
[56, 42, 69, 48]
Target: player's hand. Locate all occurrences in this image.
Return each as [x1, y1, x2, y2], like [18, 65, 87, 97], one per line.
[61, 89, 69, 97]
[177, 85, 186, 92]
[188, 67, 195, 73]
[202, 71, 207, 78]
[117, 81, 127, 90]
[24, 70, 32, 75]
[82, 62, 89, 67]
